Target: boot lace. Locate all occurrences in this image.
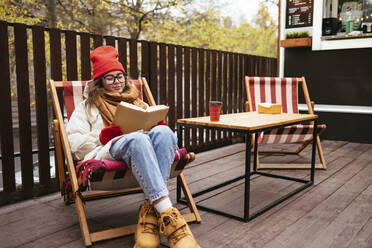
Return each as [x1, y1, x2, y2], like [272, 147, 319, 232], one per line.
[140, 204, 158, 234]
[160, 211, 190, 243]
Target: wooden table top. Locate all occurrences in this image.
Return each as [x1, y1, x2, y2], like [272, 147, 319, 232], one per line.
[177, 112, 318, 131]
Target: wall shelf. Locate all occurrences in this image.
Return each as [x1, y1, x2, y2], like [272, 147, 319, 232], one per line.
[280, 37, 312, 48]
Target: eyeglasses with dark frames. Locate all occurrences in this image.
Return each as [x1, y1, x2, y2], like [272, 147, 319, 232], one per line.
[103, 73, 126, 85]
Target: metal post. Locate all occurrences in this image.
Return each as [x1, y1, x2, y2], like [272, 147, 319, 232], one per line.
[244, 132, 252, 221]
[253, 132, 258, 172]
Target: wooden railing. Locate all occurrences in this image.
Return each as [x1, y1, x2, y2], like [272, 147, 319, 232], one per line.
[0, 20, 276, 205]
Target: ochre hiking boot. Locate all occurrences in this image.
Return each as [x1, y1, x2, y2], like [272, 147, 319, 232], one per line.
[134, 202, 160, 248]
[159, 208, 200, 248]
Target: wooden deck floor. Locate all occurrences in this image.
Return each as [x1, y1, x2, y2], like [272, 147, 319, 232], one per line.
[1, 140, 372, 248]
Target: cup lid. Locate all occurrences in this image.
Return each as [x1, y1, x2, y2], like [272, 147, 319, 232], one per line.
[209, 101, 222, 104]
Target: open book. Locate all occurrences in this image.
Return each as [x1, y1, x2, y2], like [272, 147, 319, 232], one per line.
[113, 101, 169, 134]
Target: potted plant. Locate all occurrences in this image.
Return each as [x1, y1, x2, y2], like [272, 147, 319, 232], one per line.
[280, 31, 312, 48]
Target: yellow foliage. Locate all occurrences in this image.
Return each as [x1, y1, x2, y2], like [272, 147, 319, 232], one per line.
[0, 0, 46, 25]
[146, 3, 277, 57]
[1, 0, 277, 58]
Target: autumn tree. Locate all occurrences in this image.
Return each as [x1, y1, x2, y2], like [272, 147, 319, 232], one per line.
[1, 0, 276, 57]
[251, 3, 277, 57]
[0, 0, 47, 25]
[147, 2, 277, 57]
[53, 0, 192, 39]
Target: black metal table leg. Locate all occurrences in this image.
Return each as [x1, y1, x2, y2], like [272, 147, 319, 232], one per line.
[253, 132, 259, 172]
[244, 132, 252, 221]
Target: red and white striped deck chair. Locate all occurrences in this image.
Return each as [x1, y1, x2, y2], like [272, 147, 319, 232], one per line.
[50, 77, 201, 247]
[245, 76, 327, 169]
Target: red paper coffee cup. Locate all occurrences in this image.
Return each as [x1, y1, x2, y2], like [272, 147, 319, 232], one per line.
[209, 101, 222, 121]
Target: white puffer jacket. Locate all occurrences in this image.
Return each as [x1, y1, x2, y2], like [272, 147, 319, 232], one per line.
[66, 80, 150, 161]
[66, 100, 124, 161]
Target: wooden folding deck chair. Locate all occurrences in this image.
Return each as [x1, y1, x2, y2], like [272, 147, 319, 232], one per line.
[50, 78, 201, 247]
[245, 76, 327, 169]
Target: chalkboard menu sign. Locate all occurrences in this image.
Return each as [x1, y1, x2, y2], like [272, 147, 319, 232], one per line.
[286, 0, 313, 28]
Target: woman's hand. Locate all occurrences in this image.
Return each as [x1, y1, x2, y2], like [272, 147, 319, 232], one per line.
[99, 125, 123, 145]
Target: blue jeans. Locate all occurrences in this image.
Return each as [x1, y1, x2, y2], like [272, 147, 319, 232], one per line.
[109, 125, 177, 203]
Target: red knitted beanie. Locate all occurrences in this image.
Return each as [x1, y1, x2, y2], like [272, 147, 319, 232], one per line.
[90, 46, 125, 80]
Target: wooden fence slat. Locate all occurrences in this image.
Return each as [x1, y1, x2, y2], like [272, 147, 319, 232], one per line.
[243, 55, 248, 107]
[129, 39, 138, 79]
[65, 30, 78, 81]
[260, 56, 264, 75]
[264, 57, 268, 76]
[251, 55, 256, 76]
[49, 28, 63, 183]
[184, 47, 191, 149]
[258, 56, 262, 75]
[268, 58, 272, 76]
[217, 52, 222, 102]
[80, 32, 91, 80]
[217, 51, 222, 141]
[118, 38, 127, 73]
[191, 47, 198, 149]
[149, 42, 158, 103]
[269, 58, 273, 76]
[93, 34, 103, 48]
[50, 28, 62, 81]
[105, 36, 116, 47]
[272, 58, 277, 76]
[232, 53, 237, 114]
[253, 56, 257, 75]
[32, 25, 50, 186]
[14, 23, 34, 195]
[237, 54, 241, 111]
[252, 55, 256, 76]
[228, 53, 234, 116]
[244, 55, 249, 77]
[168, 44, 175, 131]
[176, 45, 183, 132]
[239, 54, 244, 112]
[247, 55, 254, 77]
[233, 54, 238, 139]
[235, 54, 243, 140]
[228, 53, 234, 138]
[50, 30, 64, 112]
[159, 43, 166, 106]
[223, 52, 228, 141]
[0, 21, 16, 193]
[228, 52, 233, 117]
[211, 51, 217, 143]
[198, 49, 205, 146]
[236, 54, 240, 114]
[205, 50, 211, 145]
[141, 41, 149, 81]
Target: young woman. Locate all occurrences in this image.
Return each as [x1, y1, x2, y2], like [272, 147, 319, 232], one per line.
[67, 46, 199, 248]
